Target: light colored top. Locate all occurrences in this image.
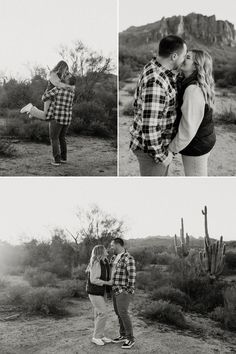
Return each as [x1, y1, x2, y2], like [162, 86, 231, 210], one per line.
[89, 261, 105, 286]
[168, 85, 205, 153]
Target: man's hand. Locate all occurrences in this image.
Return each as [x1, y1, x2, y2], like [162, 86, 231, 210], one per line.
[161, 150, 173, 167]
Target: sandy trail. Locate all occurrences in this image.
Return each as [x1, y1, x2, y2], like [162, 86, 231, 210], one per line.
[0, 136, 117, 176]
[119, 79, 236, 176]
[0, 295, 236, 354]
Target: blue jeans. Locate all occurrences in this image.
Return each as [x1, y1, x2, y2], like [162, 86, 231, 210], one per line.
[113, 291, 134, 341]
[49, 120, 68, 163]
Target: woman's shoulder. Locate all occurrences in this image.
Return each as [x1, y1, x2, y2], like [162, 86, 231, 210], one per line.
[184, 84, 204, 100]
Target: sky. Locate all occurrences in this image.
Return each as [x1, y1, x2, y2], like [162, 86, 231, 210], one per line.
[0, 177, 235, 244]
[0, 0, 117, 79]
[119, 0, 236, 31]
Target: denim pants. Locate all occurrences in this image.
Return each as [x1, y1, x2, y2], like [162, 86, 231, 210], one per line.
[182, 152, 210, 176]
[133, 149, 169, 176]
[113, 291, 134, 341]
[49, 120, 69, 162]
[89, 294, 108, 338]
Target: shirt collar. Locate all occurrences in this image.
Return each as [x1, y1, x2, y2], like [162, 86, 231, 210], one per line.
[152, 58, 177, 80]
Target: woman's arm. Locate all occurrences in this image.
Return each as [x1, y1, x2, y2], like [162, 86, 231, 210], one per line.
[168, 85, 205, 153]
[49, 72, 73, 90]
[90, 262, 105, 286]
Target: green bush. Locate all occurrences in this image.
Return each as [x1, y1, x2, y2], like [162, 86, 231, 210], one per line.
[72, 264, 87, 281]
[24, 267, 58, 287]
[123, 101, 134, 116]
[23, 287, 67, 315]
[0, 139, 16, 157]
[60, 279, 87, 298]
[209, 306, 224, 323]
[6, 284, 31, 305]
[141, 300, 188, 329]
[214, 109, 236, 125]
[224, 286, 236, 331]
[151, 286, 191, 310]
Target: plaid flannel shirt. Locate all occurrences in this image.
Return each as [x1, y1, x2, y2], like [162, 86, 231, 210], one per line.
[42, 87, 75, 125]
[110, 251, 136, 295]
[130, 58, 178, 163]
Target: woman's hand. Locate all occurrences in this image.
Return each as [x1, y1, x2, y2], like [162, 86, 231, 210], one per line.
[104, 280, 113, 286]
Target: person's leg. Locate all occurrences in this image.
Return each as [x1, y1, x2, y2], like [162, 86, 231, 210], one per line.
[112, 293, 126, 338]
[49, 120, 63, 163]
[115, 292, 134, 341]
[182, 152, 210, 176]
[59, 124, 69, 161]
[30, 106, 46, 120]
[133, 149, 169, 176]
[88, 295, 108, 339]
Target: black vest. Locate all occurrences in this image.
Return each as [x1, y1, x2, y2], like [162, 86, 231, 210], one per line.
[86, 259, 110, 296]
[175, 72, 216, 156]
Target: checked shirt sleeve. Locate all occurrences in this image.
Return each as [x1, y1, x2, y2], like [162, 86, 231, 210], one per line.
[42, 87, 59, 102]
[141, 79, 171, 163]
[126, 256, 136, 290]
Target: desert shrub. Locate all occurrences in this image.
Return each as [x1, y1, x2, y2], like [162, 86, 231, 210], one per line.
[151, 286, 191, 310]
[24, 267, 58, 287]
[155, 252, 176, 265]
[209, 306, 224, 323]
[22, 287, 67, 315]
[141, 300, 187, 329]
[214, 109, 236, 125]
[60, 279, 87, 298]
[224, 286, 236, 331]
[225, 252, 236, 270]
[6, 284, 31, 305]
[119, 62, 134, 82]
[123, 101, 134, 116]
[136, 268, 169, 291]
[0, 139, 16, 157]
[172, 275, 225, 313]
[72, 264, 87, 281]
[89, 120, 112, 138]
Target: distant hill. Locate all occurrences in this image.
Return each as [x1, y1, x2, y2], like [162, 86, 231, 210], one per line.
[119, 13, 236, 84]
[125, 235, 235, 252]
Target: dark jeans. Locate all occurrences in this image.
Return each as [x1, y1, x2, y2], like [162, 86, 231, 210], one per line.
[113, 291, 134, 341]
[49, 120, 68, 163]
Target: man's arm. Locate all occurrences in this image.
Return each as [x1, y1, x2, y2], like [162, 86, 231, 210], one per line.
[141, 79, 173, 165]
[42, 87, 59, 102]
[126, 256, 136, 290]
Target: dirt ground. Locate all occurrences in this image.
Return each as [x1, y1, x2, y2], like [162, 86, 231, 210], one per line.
[0, 136, 117, 176]
[0, 295, 236, 354]
[119, 79, 236, 176]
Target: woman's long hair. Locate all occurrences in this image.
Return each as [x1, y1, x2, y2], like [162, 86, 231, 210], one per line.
[191, 50, 215, 109]
[51, 60, 69, 78]
[86, 245, 106, 272]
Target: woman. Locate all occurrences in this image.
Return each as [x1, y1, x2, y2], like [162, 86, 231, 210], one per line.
[168, 50, 216, 176]
[20, 60, 73, 117]
[86, 245, 113, 346]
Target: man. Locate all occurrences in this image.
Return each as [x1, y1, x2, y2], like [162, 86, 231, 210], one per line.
[21, 73, 76, 166]
[130, 35, 187, 176]
[110, 238, 136, 349]
[42, 74, 76, 166]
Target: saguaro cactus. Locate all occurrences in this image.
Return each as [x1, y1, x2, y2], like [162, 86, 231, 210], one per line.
[199, 206, 226, 278]
[174, 218, 190, 258]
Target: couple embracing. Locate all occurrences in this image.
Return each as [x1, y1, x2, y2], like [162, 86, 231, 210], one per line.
[130, 35, 216, 176]
[86, 238, 136, 349]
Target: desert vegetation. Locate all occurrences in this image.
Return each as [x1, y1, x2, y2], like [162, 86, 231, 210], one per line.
[0, 41, 117, 146]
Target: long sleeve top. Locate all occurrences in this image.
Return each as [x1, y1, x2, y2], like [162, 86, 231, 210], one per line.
[168, 85, 205, 153]
[89, 261, 105, 286]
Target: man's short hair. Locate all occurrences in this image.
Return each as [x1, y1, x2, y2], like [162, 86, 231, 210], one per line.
[158, 35, 186, 58]
[112, 237, 124, 247]
[68, 75, 76, 86]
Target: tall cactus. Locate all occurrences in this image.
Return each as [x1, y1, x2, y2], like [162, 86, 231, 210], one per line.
[174, 218, 190, 258]
[199, 206, 226, 278]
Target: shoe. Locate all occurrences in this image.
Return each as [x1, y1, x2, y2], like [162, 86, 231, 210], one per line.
[102, 337, 112, 343]
[112, 335, 126, 343]
[92, 338, 104, 346]
[60, 160, 67, 164]
[121, 339, 135, 349]
[20, 103, 33, 114]
[51, 161, 61, 166]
